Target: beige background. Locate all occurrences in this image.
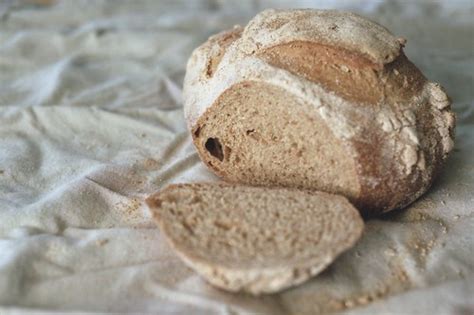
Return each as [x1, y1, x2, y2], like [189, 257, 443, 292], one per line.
[0, 0, 473, 314]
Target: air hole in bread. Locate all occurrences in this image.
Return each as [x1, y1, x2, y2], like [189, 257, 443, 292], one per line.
[205, 137, 224, 161]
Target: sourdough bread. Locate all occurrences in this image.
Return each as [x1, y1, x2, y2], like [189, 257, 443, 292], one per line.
[183, 9, 455, 216]
[146, 183, 364, 294]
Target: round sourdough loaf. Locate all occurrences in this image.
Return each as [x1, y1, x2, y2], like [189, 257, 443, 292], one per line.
[183, 9, 455, 215]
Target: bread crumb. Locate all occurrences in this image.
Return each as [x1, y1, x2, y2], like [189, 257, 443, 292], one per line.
[96, 239, 109, 246]
[333, 285, 391, 311]
[356, 296, 370, 305]
[384, 247, 397, 257]
[411, 237, 437, 262]
[144, 158, 161, 169]
[328, 299, 345, 311]
[330, 263, 411, 312]
[438, 221, 448, 234]
[397, 269, 409, 283]
[115, 197, 144, 225]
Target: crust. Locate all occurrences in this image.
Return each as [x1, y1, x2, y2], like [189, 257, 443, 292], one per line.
[258, 41, 425, 105]
[205, 27, 244, 78]
[242, 9, 404, 65]
[183, 26, 243, 130]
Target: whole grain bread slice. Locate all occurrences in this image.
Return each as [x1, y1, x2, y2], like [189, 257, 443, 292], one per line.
[146, 183, 364, 294]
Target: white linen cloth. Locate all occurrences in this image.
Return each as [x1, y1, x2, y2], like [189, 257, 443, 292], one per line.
[0, 1, 473, 314]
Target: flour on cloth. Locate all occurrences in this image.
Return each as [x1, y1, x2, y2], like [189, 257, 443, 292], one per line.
[0, 1, 473, 314]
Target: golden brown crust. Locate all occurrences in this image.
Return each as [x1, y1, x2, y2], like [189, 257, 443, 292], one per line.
[258, 41, 425, 105]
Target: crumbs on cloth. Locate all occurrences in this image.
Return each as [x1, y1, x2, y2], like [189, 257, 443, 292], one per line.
[0, 1, 473, 314]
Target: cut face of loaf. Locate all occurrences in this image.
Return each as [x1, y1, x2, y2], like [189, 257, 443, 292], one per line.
[183, 9, 456, 216]
[194, 80, 360, 201]
[146, 183, 364, 294]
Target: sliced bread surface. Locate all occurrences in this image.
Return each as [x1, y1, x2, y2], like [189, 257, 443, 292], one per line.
[146, 183, 364, 294]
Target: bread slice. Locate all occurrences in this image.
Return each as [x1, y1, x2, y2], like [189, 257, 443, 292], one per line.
[146, 183, 364, 294]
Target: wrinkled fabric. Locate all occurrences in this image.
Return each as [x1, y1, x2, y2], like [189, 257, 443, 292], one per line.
[0, 0, 473, 314]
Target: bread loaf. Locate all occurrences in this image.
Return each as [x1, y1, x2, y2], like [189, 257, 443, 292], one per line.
[146, 183, 364, 294]
[183, 9, 455, 216]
